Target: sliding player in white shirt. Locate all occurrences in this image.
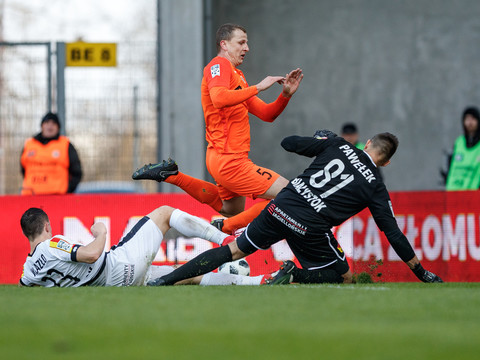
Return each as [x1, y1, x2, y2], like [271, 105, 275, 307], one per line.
[19, 206, 269, 287]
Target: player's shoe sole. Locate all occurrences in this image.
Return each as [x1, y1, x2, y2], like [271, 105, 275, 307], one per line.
[132, 158, 178, 182]
[265, 260, 296, 285]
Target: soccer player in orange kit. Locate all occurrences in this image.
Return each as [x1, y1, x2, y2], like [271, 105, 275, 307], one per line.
[133, 23, 303, 234]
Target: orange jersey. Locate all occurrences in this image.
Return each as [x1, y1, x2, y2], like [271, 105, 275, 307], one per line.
[20, 136, 70, 195]
[201, 56, 290, 154]
[202, 56, 256, 153]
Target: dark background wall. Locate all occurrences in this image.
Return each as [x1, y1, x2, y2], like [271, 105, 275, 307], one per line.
[209, 0, 480, 190]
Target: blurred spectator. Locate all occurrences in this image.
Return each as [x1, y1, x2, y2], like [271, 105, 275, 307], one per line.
[444, 107, 480, 190]
[341, 123, 365, 150]
[20, 112, 82, 195]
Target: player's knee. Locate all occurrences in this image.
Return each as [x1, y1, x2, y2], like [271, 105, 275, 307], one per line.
[261, 176, 289, 199]
[220, 197, 246, 217]
[275, 176, 289, 188]
[341, 270, 354, 284]
[149, 205, 175, 219]
[148, 206, 175, 232]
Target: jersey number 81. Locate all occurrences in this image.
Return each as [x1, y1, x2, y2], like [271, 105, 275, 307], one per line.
[310, 159, 354, 198]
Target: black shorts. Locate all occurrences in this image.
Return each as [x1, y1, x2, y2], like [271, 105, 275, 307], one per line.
[236, 201, 349, 274]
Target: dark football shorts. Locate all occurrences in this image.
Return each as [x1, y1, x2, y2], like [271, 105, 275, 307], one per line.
[236, 201, 350, 275]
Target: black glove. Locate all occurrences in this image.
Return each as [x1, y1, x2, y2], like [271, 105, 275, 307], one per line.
[412, 263, 443, 283]
[313, 129, 337, 139]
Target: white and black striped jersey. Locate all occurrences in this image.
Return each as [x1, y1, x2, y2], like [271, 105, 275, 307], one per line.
[20, 217, 164, 287]
[278, 135, 415, 261]
[20, 235, 106, 287]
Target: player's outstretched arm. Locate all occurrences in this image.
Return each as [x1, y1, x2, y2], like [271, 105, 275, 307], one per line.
[76, 222, 107, 263]
[406, 256, 443, 283]
[255, 75, 285, 92]
[382, 227, 443, 283]
[247, 69, 303, 122]
[282, 68, 303, 97]
[281, 135, 329, 158]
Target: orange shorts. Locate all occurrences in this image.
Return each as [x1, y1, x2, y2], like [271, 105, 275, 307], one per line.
[206, 147, 280, 201]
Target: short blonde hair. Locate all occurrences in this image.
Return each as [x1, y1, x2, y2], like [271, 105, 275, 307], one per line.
[216, 23, 247, 53]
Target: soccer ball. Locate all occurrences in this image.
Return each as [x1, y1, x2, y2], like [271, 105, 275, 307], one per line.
[218, 259, 250, 276]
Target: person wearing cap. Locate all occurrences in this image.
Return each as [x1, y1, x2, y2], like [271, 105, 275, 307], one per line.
[445, 106, 480, 190]
[20, 112, 82, 195]
[341, 123, 365, 150]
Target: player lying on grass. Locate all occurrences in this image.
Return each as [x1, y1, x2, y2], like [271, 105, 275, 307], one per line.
[147, 130, 443, 286]
[19, 206, 281, 287]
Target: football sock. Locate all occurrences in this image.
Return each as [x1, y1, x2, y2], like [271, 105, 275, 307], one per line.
[165, 172, 223, 212]
[147, 265, 175, 280]
[160, 245, 233, 285]
[292, 267, 343, 284]
[199, 272, 264, 286]
[169, 209, 228, 245]
[222, 200, 269, 234]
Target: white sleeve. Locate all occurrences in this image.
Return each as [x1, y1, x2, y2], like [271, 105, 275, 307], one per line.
[48, 236, 81, 262]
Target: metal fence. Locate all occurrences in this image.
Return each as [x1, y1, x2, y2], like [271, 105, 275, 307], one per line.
[0, 41, 158, 195]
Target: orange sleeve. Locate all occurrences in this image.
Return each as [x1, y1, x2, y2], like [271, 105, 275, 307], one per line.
[210, 86, 258, 109]
[246, 93, 291, 122]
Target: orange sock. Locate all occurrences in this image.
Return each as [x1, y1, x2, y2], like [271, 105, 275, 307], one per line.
[165, 172, 223, 212]
[222, 200, 269, 234]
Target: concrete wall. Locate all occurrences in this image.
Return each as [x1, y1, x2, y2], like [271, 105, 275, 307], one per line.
[209, 0, 480, 191]
[159, 0, 204, 191]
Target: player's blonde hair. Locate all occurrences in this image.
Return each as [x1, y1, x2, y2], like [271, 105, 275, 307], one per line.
[216, 23, 247, 53]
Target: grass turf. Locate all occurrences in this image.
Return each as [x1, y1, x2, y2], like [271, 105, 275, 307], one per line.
[1, 283, 479, 360]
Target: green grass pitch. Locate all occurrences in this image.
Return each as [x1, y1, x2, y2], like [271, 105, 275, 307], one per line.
[1, 283, 479, 360]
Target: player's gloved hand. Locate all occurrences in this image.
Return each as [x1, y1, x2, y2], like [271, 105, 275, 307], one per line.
[412, 263, 443, 283]
[313, 129, 337, 139]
